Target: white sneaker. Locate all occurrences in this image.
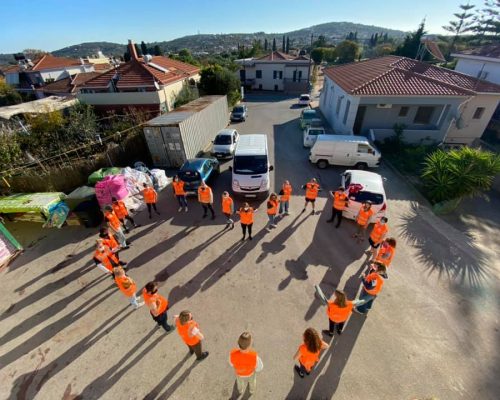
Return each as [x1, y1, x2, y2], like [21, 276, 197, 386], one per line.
[178, 207, 182, 212]
[134, 301, 145, 309]
[184, 207, 188, 212]
[272, 224, 277, 228]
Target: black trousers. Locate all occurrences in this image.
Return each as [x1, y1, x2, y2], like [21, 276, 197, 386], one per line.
[329, 208, 343, 227]
[202, 203, 215, 217]
[151, 310, 171, 332]
[241, 223, 253, 238]
[146, 203, 158, 216]
[188, 341, 203, 358]
[329, 319, 345, 334]
[120, 215, 136, 228]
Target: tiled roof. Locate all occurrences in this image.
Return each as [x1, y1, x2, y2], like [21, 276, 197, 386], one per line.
[79, 56, 199, 89]
[454, 45, 500, 59]
[32, 54, 87, 71]
[257, 51, 296, 61]
[41, 72, 102, 94]
[323, 56, 500, 96]
[93, 63, 113, 71]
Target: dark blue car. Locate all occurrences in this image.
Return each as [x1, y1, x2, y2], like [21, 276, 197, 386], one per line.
[178, 158, 220, 193]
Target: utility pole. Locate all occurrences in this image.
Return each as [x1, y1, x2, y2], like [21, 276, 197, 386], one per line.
[307, 33, 313, 92]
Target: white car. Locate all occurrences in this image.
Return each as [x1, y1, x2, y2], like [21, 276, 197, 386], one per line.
[211, 129, 239, 159]
[340, 170, 387, 223]
[303, 126, 325, 148]
[298, 94, 311, 107]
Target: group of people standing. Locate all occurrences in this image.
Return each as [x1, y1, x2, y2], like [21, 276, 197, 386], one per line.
[89, 174, 398, 395]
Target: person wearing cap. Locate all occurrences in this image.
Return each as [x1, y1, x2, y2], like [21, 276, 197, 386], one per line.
[326, 186, 349, 228]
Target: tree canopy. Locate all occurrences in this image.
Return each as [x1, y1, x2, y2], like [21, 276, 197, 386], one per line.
[198, 65, 241, 106]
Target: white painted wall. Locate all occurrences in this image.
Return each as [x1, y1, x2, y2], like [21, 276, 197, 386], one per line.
[38, 65, 94, 83]
[320, 76, 358, 134]
[455, 58, 500, 85]
[239, 61, 309, 91]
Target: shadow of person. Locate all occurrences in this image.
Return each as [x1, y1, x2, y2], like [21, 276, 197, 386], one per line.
[144, 353, 192, 400]
[154, 359, 199, 399]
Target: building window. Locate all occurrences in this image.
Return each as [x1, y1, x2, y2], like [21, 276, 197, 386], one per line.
[273, 70, 277, 79]
[298, 71, 303, 80]
[343, 100, 351, 124]
[336, 97, 343, 116]
[473, 107, 485, 119]
[399, 106, 409, 117]
[413, 106, 434, 124]
[279, 71, 283, 79]
[274, 84, 278, 91]
[256, 70, 262, 79]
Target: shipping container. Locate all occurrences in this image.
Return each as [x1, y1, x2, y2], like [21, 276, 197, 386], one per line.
[143, 95, 229, 168]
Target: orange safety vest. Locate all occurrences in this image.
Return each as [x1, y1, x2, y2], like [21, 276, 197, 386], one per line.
[327, 300, 353, 323]
[102, 233, 119, 252]
[173, 180, 186, 196]
[143, 187, 157, 204]
[198, 186, 212, 203]
[267, 199, 279, 215]
[364, 272, 384, 296]
[94, 247, 119, 272]
[230, 349, 258, 377]
[239, 208, 254, 225]
[176, 318, 200, 346]
[105, 210, 121, 231]
[112, 200, 128, 219]
[356, 208, 374, 226]
[376, 245, 395, 267]
[281, 183, 292, 202]
[333, 191, 348, 211]
[114, 275, 137, 297]
[305, 182, 320, 200]
[370, 221, 388, 244]
[298, 343, 320, 372]
[142, 289, 168, 314]
[222, 196, 233, 214]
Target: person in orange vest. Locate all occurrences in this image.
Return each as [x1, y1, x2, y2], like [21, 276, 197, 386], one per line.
[143, 183, 160, 219]
[293, 327, 329, 378]
[172, 175, 188, 213]
[326, 186, 349, 228]
[238, 202, 257, 241]
[229, 332, 264, 396]
[174, 310, 209, 361]
[221, 191, 234, 229]
[301, 178, 321, 215]
[198, 180, 215, 220]
[99, 227, 120, 254]
[142, 281, 174, 332]
[368, 217, 388, 258]
[279, 180, 292, 215]
[374, 237, 396, 278]
[111, 196, 137, 233]
[322, 289, 364, 336]
[266, 193, 279, 228]
[352, 201, 374, 243]
[354, 262, 386, 314]
[113, 266, 144, 309]
[104, 206, 128, 248]
[93, 239, 125, 276]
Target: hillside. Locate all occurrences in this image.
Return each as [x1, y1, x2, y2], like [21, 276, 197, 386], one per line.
[0, 21, 407, 63]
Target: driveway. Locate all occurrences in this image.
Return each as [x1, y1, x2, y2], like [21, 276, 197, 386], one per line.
[0, 94, 498, 400]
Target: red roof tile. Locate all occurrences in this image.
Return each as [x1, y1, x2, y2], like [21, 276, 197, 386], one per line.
[324, 56, 500, 96]
[32, 54, 86, 71]
[40, 72, 103, 94]
[257, 51, 296, 61]
[92, 63, 113, 71]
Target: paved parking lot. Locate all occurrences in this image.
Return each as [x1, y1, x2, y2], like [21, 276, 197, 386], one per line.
[0, 94, 499, 400]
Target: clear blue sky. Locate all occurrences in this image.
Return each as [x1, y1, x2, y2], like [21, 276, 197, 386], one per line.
[0, 0, 484, 53]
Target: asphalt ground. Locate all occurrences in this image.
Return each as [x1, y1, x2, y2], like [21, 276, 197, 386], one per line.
[0, 94, 499, 400]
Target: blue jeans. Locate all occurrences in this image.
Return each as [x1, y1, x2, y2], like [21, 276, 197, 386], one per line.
[356, 289, 376, 313]
[268, 214, 276, 225]
[176, 195, 188, 207]
[279, 201, 289, 214]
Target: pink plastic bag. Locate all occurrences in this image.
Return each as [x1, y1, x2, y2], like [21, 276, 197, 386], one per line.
[95, 175, 129, 207]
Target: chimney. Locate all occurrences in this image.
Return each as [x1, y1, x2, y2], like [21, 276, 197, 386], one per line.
[128, 39, 138, 61]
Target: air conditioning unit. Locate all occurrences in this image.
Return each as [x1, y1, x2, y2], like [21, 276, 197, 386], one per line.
[377, 104, 392, 109]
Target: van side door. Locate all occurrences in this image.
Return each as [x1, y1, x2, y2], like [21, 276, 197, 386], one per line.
[334, 143, 354, 166]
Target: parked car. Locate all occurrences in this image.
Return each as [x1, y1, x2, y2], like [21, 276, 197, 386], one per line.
[211, 129, 239, 159]
[298, 94, 311, 107]
[309, 135, 381, 169]
[340, 170, 387, 223]
[303, 126, 326, 148]
[299, 109, 321, 130]
[178, 158, 220, 194]
[230, 104, 248, 122]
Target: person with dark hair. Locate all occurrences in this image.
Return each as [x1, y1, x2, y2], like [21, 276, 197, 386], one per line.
[238, 202, 257, 241]
[355, 262, 386, 314]
[374, 237, 396, 278]
[322, 289, 364, 336]
[229, 332, 264, 395]
[174, 310, 209, 361]
[221, 191, 234, 229]
[198, 180, 215, 220]
[99, 227, 120, 255]
[266, 193, 279, 228]
[111, 197, 137, 233]
[103, 205, 128, 248]
[172, 175, 188, 212]
[142, 183, 160, 219]
[301, 178, 321, 215]
[326, 186, 349, 228]
[352, 201, 374, 243]
[369, 217, 388, 258]
[293, 328, 329, 378]
[142, 281, 173, 332]
[279, 180, 292, 215]
[93, 239, 126, 276]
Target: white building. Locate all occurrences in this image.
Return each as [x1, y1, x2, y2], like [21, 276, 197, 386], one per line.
[452, 45, 500, 85]
[235, 51, 311, 93]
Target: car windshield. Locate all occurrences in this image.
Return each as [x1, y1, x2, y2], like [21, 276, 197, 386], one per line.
[178, 169, 201, 182]
[233, 155, 268, 175]
[300, 96, 310, 101]
[350, 191, 384, 205]
[233, 106, 244, 113]
[303, 111, 317, 120]
[307, 129, 324, 136]
[214, 135, 232, 145]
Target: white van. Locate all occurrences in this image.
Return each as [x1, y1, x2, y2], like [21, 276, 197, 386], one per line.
[340, 170, 387, 223]
[309, 135, 381, 169]
[231, 134, 273, 197]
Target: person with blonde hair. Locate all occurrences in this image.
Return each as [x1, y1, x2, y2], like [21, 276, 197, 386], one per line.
[221, 191, 234, 229]
[238, 202, 257, 241]
[322, 289, 364, 336]
[174, 310, 209, 361]
[229, 332, 264, 395]
[293, 328, 329, 378]
[113, 266, 144, 309]
[266, 193, 279, 228]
